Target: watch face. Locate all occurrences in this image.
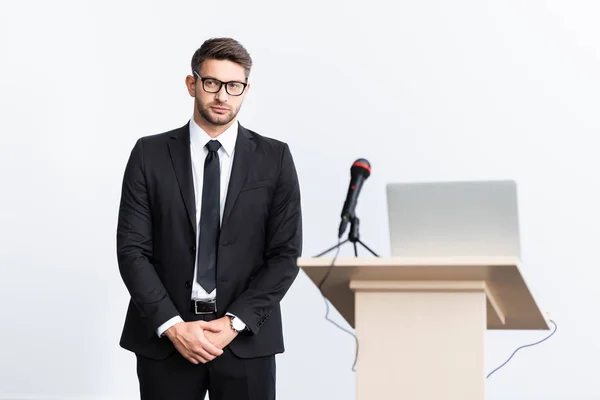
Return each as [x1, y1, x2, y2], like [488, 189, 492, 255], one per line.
[231, 317, 244, 331]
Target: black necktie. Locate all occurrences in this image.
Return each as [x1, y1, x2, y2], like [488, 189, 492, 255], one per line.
[196, 140, 222, 293]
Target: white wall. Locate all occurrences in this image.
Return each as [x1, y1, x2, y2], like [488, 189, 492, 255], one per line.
[1, 0, 599, 398]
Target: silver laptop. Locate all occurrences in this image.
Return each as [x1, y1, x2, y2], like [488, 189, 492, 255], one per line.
[385, 180, 521, 257]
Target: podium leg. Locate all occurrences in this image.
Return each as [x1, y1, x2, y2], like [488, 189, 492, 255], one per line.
[351, 280, 487, 400]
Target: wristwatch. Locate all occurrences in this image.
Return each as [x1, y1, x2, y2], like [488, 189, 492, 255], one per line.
[228, 315, 245, 332]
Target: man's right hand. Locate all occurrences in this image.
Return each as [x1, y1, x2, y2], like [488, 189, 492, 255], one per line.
[164, 321, 223, 364]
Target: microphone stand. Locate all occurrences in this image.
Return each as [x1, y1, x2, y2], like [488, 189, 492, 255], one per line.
[315, 215, 380, 257]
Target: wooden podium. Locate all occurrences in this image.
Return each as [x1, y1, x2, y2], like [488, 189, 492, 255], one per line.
[298, 256, 550, 400]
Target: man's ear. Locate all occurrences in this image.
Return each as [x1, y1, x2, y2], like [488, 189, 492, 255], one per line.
[185, 75, 196, 97]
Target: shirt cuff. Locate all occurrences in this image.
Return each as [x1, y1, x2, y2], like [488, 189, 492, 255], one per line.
[156, 315, 184, 337]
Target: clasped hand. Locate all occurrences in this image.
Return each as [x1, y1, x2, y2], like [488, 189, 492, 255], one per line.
[165, 317, 238, 364]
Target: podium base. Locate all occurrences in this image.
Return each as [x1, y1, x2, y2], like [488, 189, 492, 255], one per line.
[351, 280, 486, 400]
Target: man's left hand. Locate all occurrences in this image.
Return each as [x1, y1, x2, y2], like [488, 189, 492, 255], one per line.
[199, 317, 239, 350]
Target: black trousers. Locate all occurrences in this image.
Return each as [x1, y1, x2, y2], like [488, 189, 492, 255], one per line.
[136, 313, 276, 400]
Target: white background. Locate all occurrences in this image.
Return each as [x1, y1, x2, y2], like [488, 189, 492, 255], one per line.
[1, 0, 599, 399]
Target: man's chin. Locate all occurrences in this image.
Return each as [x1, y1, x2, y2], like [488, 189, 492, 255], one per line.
[212, 118, 234, 126]
[201, 111, 235, 126]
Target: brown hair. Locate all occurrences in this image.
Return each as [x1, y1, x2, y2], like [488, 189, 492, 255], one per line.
[191, 37, 253, 81]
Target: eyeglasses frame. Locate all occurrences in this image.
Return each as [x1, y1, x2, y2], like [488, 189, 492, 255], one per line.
[193, 71, 248, 96]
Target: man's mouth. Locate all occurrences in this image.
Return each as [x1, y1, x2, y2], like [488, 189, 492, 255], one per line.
[210, 106, 229, 113]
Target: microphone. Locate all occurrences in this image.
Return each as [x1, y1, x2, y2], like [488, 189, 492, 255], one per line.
[338, 158, 371, 238]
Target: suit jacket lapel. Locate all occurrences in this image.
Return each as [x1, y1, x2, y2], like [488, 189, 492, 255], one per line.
[222, 124, 255, 228]
[167, 123, 196, 235]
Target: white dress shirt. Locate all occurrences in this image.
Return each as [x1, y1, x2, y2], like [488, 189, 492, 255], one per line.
[156, 118, 245, 337]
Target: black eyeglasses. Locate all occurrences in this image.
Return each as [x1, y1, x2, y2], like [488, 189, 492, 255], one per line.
[193, 71, 247, 96]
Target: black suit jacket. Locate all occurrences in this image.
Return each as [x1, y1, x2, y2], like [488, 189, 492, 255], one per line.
[116, 121, 302, 360]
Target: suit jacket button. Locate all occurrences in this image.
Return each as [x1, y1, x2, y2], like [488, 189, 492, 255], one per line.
[190, 246, 196, 253]
[185, 281, 192, 288]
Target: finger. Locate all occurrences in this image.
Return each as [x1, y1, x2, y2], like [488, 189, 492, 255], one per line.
[194, 347, 217, 362]
[185, 347, 209, 364]
[193, 355, 209, 364]
[197, 321, 221, 332]
[201, 340, 224, 356]
[190, 356, 208, 364]
[176, 344, 206, 364]
[186, 355, 200, 364]
[176, 347, 200, 364]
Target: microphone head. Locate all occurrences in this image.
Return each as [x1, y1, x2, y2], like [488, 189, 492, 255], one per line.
[351, 158, 371, 178]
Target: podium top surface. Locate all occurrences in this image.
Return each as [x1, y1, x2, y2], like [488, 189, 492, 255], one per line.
[298, 256, 549, 330]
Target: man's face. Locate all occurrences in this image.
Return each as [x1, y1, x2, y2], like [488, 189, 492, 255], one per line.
[187, 59, 249, 127]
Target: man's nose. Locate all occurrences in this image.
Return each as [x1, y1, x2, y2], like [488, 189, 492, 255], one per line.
[216, 85, 229, 102]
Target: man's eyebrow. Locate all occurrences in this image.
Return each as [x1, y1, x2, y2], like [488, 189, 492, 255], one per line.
[202, 75, 246, 82]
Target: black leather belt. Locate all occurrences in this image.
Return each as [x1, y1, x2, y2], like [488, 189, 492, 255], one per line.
[191, 300, 217, 315]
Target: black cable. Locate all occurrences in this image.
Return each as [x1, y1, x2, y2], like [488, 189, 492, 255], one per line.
[315, 238, 359, 372]
[486, 319, 557, 379]
[316, 237, 341, 292]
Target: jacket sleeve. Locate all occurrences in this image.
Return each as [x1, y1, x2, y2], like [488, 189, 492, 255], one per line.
[225, 143, 303, 334]
[116, 138, 180, 334]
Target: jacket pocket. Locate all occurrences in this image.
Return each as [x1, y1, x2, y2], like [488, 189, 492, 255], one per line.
[240, 179, 272, 192]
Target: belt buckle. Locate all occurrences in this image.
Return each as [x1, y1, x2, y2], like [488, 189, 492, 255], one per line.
[194, 300, 215, 315]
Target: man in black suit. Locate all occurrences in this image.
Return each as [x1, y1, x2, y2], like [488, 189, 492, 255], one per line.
[116, 37, 302, 400]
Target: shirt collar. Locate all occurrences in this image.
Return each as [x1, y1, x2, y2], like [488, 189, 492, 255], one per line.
[189, 117, 238, 157]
